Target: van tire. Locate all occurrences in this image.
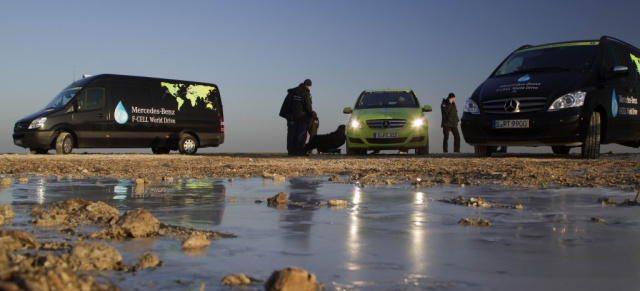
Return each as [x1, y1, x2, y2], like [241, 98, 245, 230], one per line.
[474, 146, 492, 157]
[179, 134, 198, 155]
[30, 148, 48, 154]
[552, 146, 571, 155]
[55, 132, 73, 155]
[581, 111, 601, 159]
[152, 147, 171, 154]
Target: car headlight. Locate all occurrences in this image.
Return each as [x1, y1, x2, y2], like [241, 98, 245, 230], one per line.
[28, 117, 47, 129]
[548, 91, 586, 111]
[411, 117, 425, 128]
[464, 99, 480, 114]
[349, 119, 361, 129]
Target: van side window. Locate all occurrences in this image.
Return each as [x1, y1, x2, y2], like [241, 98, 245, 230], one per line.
[78, 88, 104, 111]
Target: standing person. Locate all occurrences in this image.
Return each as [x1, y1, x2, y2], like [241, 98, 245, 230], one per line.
[441, 92, 461, 153]
[281, 79, 314, 156]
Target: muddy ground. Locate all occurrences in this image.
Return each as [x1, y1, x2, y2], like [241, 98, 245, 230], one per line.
[1, 152, 639, 189]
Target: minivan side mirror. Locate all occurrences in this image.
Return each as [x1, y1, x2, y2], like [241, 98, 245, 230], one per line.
[422, 105, 432, 112]
[67, 99, 79, 113]
[343, 107, 352, 114]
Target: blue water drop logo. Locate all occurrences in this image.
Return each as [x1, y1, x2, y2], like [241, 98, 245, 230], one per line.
[611, 89, 618, 118]
[518, 74, 530, 82]
[114, 101, 129, 124]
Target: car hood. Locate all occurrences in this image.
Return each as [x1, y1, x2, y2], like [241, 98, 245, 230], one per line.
[351, 108, 422, 120]
[477, 71, 584, 102]
[16, 108, 60, 124]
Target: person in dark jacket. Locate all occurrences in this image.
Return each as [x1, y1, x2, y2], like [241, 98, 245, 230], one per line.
[441, 92, 460, 153]
[304, 125, 346, 153]
[282, 79, 314, 156]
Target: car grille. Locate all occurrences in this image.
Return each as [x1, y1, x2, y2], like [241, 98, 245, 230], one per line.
[366, 119, 406, 130]
[482, 97, 547, 114]
[365, 138, 407, 144]
[14, 122, 29, 133]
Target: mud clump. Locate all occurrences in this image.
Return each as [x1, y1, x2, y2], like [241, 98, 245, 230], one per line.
[597, 197, 617, 206]
[591, 217, 606, 223]
[31, 198, 119, 227]
[0, 204, 14, 220]
[116, 209, 160, 238]
[0, 178, 11, 186]
[441, 196, 523, 209]
[221, 274, 255, 285]
[327, 199, 348, 208]
[459, 218, 491, 227]
[68, 242, 124, 271]
[268, 192, 289, 206]
[135, 253, 162, 270]
[264, 266, 319, 291]
[0, 230, 40, 251]
[182, 234, 211, 249]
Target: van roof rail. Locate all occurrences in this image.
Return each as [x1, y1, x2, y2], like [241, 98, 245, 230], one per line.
[517, 45, 533, 50]
[600, 35, 639, 49]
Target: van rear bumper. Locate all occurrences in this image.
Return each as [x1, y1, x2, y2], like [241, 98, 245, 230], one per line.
[13, 130, 55, 149]
[199, 133, 224, 147]
[461, 111, 585, 146]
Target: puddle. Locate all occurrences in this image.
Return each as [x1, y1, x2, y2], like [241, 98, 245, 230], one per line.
[1, 177, 639, 290]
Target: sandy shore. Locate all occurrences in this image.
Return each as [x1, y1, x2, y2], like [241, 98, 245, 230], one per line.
[1, 152, 639, 189]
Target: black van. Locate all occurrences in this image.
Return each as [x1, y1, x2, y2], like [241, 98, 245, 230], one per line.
[461, 36, 640, 159]
[13, 74, 224, 155]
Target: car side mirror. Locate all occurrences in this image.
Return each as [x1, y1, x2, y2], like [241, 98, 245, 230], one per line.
[343, 107, 352, 114]
[422, 105, 432, 112]
[67, 99, 79, 113]
[613, 65, 629, 76]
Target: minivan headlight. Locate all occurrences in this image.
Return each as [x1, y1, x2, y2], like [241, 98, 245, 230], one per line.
[464, 99, 480, 114]
[28, 117, 47, 129]
[349, 119, 361, 129]
[548, 91, 586, 111]
[411, 117, 425, 128]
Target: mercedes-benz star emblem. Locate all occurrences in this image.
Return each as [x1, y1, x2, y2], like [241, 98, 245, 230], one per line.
[382, 121, 391, 128]
[504, 99, 520, 113]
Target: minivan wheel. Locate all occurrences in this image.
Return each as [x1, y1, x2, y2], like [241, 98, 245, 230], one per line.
[552, 146, 571, 155]
[179, 134, 198, 155]
[55, 132, 73, 155]
[30, 148, 48, 154]
[474, 146, 492, 157]
[152, 147, 171, 154]
[581, 111, 601, 159]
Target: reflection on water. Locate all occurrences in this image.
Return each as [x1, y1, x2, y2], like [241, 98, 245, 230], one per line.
[2, 178, 640, 290]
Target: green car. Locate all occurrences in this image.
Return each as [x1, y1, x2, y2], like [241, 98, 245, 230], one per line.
[343, 89, 432, 155]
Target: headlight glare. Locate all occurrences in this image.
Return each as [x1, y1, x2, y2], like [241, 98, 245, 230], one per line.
[548, 91, 586, 111]
[349, 119, 361, 129]
[411, 117, 425, 128]
[28, 117, 47, 129]
[464, 99, 480, 114]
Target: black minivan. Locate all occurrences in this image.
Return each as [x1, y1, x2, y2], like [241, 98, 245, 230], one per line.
[13, 74, 224, 155]
[461, 36, 640, 159]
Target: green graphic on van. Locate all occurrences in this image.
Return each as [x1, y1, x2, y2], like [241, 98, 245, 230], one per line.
[161, 82, 217, 111]
[114, 101, 129, 124]
[631, 54, 640, 76]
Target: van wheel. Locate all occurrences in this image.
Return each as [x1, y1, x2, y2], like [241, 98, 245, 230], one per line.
[179, 134, 198, 155]
[581, 111, 601, 159]
[55, 132, 73, 155]
[30, 148, 48, 154]
[474, 146, 492, 157]
[552, 146, 571, 155]
[152, 147, 171, 154]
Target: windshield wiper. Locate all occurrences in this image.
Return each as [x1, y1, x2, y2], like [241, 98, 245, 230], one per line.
[501, 67, 571, 76]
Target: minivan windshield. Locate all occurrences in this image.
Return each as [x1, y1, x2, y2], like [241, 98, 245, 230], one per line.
[43, 87, 81, 110]
[355, 91, 418, 109]
[493, 42, 599, 77]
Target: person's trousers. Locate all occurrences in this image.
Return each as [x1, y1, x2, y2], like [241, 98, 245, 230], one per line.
[287, 121, 308, 155]
[442, 126, 460, 153]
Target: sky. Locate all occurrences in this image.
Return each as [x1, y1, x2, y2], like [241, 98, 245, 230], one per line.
[1, 0, 639, 154]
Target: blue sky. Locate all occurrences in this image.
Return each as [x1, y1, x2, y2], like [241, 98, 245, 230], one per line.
[2, 0, 639, 154]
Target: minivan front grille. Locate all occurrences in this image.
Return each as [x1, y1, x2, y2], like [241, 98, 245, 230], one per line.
[14, 122, 29, 133]
[482, 97, 547, 114]
[366, 119, 406, 130]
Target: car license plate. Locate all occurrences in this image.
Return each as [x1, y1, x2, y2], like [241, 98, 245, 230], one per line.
[374, 132, 399, 138]
[493, 119, 529, 129]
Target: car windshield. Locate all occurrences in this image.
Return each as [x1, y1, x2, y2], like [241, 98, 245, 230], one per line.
[493, 42, 599, 77]
[355, 91, 418, 109]
[43, 87, 81, 110]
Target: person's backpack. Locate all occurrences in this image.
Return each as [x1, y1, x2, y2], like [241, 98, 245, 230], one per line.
[279, 92, 293, 120]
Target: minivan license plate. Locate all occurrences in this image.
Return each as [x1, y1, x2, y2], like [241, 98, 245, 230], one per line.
[493, 119, 529, 129]
[374, 132, 399, 138]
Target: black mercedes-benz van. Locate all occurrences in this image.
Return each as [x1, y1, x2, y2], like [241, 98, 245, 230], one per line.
[461, 36, 640, 159]
[13, 74, 224, 155]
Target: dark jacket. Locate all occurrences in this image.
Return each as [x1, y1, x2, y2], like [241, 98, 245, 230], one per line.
[441, 98, 459, 128]
[304, 125, 346, 152]
[284, 84, 313, 123]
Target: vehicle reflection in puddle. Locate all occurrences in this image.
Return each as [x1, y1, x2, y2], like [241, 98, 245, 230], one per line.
[2, 177, 640, 290]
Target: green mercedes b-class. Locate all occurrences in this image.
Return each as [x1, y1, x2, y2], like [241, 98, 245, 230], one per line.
[343, 89, 432, 155]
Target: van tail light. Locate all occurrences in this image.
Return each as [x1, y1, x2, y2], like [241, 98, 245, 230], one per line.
[220, 116, 224, 133]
